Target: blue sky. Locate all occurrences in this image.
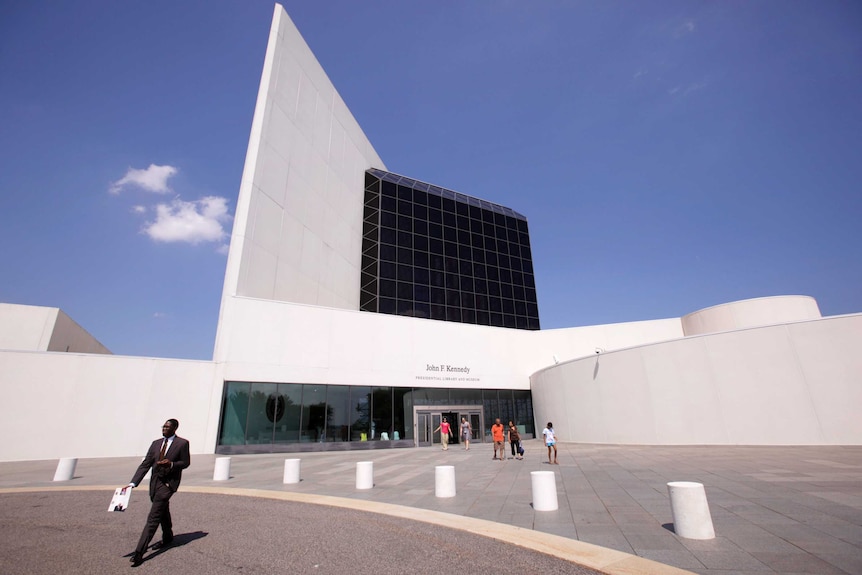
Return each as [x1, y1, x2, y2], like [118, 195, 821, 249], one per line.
[1, 1, 860, 360]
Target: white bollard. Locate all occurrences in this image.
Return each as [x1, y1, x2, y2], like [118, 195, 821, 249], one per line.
[667, 481, 715, 539]
[213, 457, 231, 481]
[53, 458, 78, 481]
[531, 470, 558, 511]
[435, 465, 456, 498]
[283, 458, 301, 484]
[356, 461, 373, 489]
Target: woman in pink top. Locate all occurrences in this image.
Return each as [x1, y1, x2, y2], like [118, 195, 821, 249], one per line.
[434, 417, 453, 450]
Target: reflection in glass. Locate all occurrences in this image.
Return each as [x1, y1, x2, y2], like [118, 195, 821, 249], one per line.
[218, 383, 533, 451]
[246, 383, 277, 444]
[513, 390, 534, 435]
[395, 387, 414, 439]
[274, 383, 302, 443]
[219, 382, 250, 445]
[351, 386, 372, 441]
[302, 385, 327, 443]
[325, 385, 350, 442]
[372, 387, 392, 440]
[414, 388, 449, 405]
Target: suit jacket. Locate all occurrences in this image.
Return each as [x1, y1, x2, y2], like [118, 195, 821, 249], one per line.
[130, 435, 191, 500]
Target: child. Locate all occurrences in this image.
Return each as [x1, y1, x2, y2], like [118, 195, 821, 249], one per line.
[542, 422, 558, 464]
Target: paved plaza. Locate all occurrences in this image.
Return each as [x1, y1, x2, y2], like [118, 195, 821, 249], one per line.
[1, 442, 860, 574]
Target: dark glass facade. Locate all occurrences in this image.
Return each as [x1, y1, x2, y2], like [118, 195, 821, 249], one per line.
[217, 382, 534, 453]
[361, 169, 540, 330]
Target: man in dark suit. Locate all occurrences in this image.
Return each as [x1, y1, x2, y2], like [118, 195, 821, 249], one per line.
[127, 418, 191, 567]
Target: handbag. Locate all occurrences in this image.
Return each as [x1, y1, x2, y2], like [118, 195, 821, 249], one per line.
[517, 441, 524, 456]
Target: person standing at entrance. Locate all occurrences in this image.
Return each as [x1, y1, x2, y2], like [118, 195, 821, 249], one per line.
[460, 417, 472, 451]
[491, 418, 505, 460]
[507, 421, 522, 460]
[434, 417, 452, 450]
[126, 419, 191, 567]
[542, 421, 558, 464]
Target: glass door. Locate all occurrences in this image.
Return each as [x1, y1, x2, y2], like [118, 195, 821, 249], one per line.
[415, 407, 484, 446]
[469, 413, 481, 442]
[417, 412, 438, 446]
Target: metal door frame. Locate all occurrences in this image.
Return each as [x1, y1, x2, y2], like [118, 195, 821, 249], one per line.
[414, 405, 484, 447]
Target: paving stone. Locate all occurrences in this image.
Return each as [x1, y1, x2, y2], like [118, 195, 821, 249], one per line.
[749, 552, 848, 574]
[693, 550, 772, 571]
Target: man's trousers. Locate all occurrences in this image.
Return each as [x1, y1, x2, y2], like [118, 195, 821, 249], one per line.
[135, 480, 174, 554]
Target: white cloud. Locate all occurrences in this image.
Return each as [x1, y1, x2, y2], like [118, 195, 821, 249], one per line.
[684, 82, 706, 96]
[142, 196, 232, 244]
[675, 20, 695, 37]
[110, 164, 178, 195]
[216, 243, 230, 256]
[131, 205, 146, 214]
[153, 312, 168, 319]
[633, 67, 648, 79]
[668, 81, 706, 97]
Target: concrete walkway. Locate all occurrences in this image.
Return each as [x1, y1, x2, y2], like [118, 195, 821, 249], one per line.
[1, 442, 860, 574]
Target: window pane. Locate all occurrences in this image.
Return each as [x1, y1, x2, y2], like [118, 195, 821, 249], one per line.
[380, 227, 396, 245]
[380, 244, 396, 262]
[379, 261, 396, 280]
[246, 383, 277, 444]
[414, 302, 430, 318]
[513, 390, 534, 435]
[415, 284, 430, 302]
[325, 385, 350, 442]
[394, 387, 414, 440]
[397, 230, 413, 248]
[372, 387, 393, 441]
[397, 264, 412, 282]
[301, 385, 327, 442]
[415, 268, 429, 285]
[380, 279, 396, 297]
[351, 386, 372, 441]
[272, 383, 303, 443]
[219, 382, 249, 446]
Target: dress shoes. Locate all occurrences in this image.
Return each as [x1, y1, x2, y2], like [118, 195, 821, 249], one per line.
[130, 552, 143, 567]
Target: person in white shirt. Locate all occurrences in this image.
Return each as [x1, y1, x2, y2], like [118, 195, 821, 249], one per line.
[542, 422, 558, 465]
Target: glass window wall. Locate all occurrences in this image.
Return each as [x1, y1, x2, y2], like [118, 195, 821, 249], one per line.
[361, 169, 540, 331]
[218, 382, 531, 452]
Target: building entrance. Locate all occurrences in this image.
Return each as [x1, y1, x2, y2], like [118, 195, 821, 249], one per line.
[415, 406, 483, 447]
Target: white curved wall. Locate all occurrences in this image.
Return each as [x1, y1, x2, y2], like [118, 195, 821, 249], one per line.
[681, 295, 820, 336]
[531, 314, 862, 445]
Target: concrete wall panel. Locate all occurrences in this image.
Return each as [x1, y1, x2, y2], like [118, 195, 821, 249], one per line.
[216, 4, 386, 365]
[0, 352, 215, 461]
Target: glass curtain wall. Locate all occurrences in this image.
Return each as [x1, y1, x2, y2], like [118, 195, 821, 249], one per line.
[360, 169, 540, 330]
[219, 383, 534, 450]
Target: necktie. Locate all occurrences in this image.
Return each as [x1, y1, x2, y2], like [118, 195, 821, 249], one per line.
[159, 440, 167, 460]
